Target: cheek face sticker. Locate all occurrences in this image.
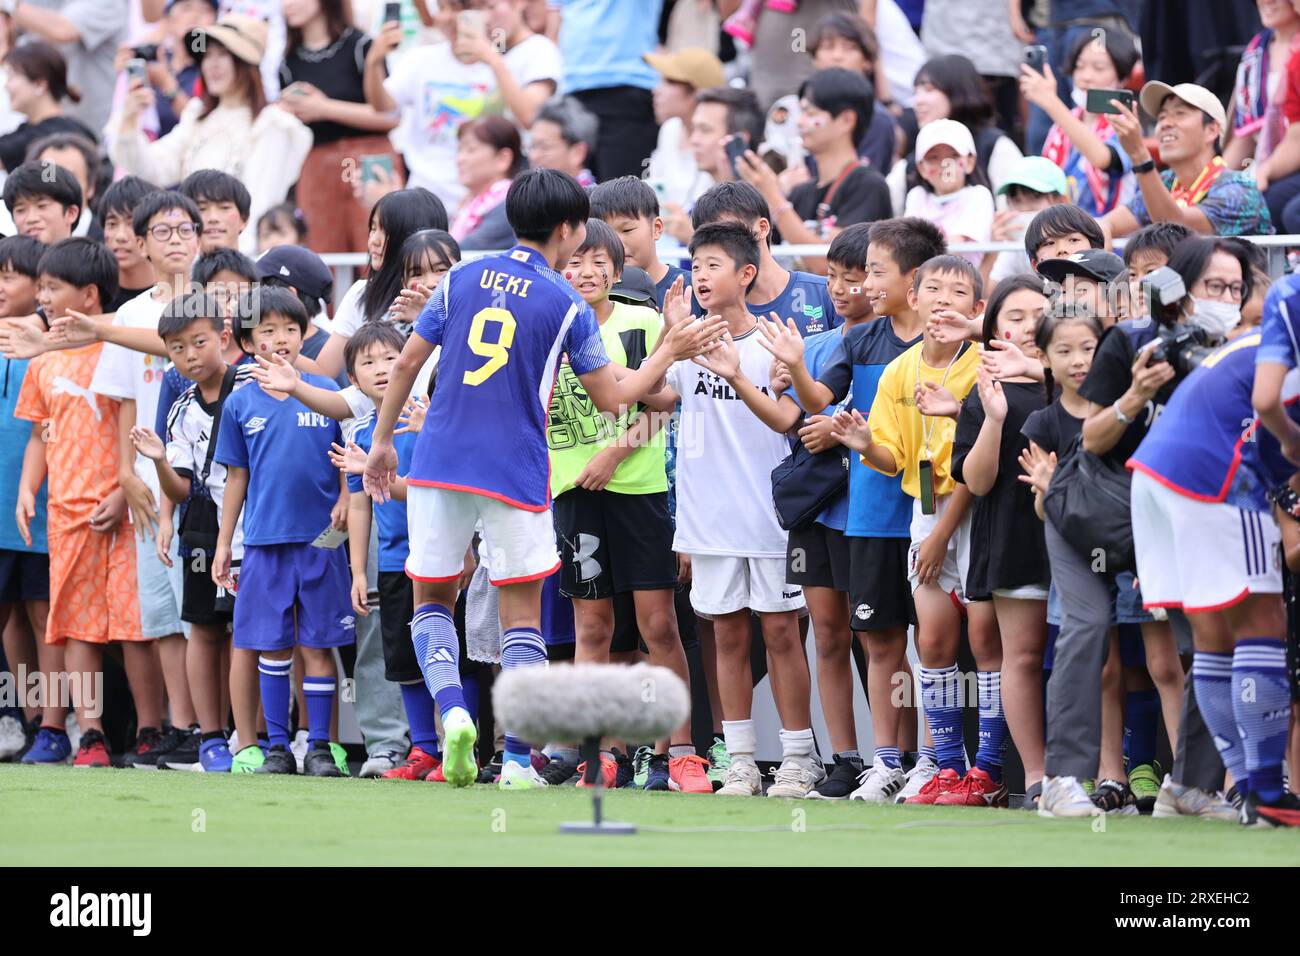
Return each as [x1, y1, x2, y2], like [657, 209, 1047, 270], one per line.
[597, 265, 609, 288]
[849, 286, 862, 295]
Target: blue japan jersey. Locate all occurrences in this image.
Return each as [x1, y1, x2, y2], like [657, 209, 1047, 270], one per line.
[816, 317, 921, 537]
[1258, 272, 1300, 370]
[789, 327, 852, 531]
[347, 415, 416, 572]
[409, 245, 610, 511]
[1131, 331, 1300, 512]
[748, 271, 841, 336]
[214, 374, 343, 545]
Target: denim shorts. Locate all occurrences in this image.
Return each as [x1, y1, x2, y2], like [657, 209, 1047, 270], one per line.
[1046, 569, 1153, 627]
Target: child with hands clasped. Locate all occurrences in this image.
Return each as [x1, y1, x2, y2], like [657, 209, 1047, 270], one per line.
[829, 255, 985, 806]
[128, 293, 256, 772]
[947, 275, 1055, 808]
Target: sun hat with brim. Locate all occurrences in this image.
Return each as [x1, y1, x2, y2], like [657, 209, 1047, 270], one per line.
[1138, 81, 1228, 144]
[914, 118, 977, 161]
[997, 155, 1068, 197]
[643, 48, 726, 92]
[185, 13, 268, 67]
[1037, 249, 1128, 285]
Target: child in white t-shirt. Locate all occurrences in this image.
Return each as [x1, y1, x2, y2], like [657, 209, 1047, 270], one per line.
[904, 119, 994, 267]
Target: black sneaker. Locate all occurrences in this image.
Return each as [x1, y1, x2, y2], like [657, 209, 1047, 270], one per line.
[161, 726, 201, 771]
[1225, 783, 1245, 812]
[1092, 779, 1139, 814]
[123, 726, 164, 769]
[808, 753, 865, 800]
[476, 750, 504, 784]
[539, 754, 578, 786]
[303, 743, 344, 777]
[1241, 790, 1300, 827]
[614, 749, 636, 788]
[255, 745, 298, 774]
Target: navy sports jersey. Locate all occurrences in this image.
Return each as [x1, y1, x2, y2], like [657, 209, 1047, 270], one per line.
[1258, 271, 1300, 369]
[817, 316, 921, 537]
[1130, 331, 1300, 512]
[655, 264, 691, 311]
[214, 373, 343, 545]
[748, 270, 841, 336]
[409, 244, 610, 511]
[347, 414, 417, 572]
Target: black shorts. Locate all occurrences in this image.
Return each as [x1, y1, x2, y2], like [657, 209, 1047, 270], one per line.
[786, 523, 850, 591]
[848, 536, 915, 632]
[1288, 612, 1300, 703]
[611, 591, 642, 654]
[181, 553, 234, 625]
[554, 488, 677, 600]
[378, 571, 421, 683]
[0, 549, 48, 603]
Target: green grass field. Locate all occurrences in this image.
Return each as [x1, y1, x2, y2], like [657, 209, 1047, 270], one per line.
[4, 765, 1299, 866]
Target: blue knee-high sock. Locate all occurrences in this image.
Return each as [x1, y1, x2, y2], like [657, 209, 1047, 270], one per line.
[400, 682, 441, 755]
[1123, 688, 1160, 769]
[257, 657, 292, 749]
[1192, 651, 1248, 786]
[975, 670, 1007, 782]
[410, 603, 466, 719]
[461, 670, 480, 726]
[302, 676, 335, 745]
[1231, 638, 1290, 803]
[918, 664, 965, 773]
[501, 627, 546, 768]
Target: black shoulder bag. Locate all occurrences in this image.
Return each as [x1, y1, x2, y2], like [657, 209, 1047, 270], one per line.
[771, 423, 851, 532]
[1042, 433, 1134, 574]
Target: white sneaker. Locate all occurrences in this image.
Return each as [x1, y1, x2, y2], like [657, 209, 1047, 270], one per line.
[359, 750, 402, 778]
[290, 729, 309, 773]
[850, 763, 906, 802]
[1151, 774, 1238, 823]
[893, 755, 938, 803]
[0, 714, 26, 759]
[766, 756, 825, 799]
[716, 758, 762, 796]
[1038, 775, 1101, 818]
[499, 760, 548, 790]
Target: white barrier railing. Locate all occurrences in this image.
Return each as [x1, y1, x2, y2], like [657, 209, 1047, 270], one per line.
[319, 235, 1299, 308]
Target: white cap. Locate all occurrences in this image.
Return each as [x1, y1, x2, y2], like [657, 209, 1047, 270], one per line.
[1139, 82, 1228, 144]
[915, 119, 977, 161]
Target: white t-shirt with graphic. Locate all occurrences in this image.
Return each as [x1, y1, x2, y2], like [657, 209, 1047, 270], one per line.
[666, 325, 791, 558]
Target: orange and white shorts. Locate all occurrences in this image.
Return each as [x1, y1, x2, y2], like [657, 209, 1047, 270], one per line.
[46, 524, 143, 644]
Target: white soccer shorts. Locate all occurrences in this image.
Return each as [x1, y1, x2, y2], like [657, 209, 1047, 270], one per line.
[406, 485, 559, 586]
[689, 554, 805, 616]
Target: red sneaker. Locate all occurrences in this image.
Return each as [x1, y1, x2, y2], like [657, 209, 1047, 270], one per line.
[73, 729, 111, 768]
[382, 746, 440, 780]
[576, 755, 618, 788]
[426, 762, 446, 783]
[904, 767, 962, 805]
[934, 767, 1009, 807]
[669, 754, 713, 793]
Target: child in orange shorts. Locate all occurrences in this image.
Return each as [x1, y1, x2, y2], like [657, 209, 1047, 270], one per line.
[15, 238, 144, 767]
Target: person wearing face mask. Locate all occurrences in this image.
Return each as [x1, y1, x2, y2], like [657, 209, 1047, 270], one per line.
[1018, 28, 1140, 218]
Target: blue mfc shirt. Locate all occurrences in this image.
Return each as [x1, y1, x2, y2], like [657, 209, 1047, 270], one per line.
[749, 271, 841, 337]
[816, 316, 922, 537]
[409, 245, 609, 511]
[0, 357, 47, 552]
[214, 374, 343, 545]
[1131, 332, 1299, 512]
[347, 415, 416, 573]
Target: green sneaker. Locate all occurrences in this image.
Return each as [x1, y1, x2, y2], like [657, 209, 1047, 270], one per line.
[707, 736, 730, 788]
[1081, 778, 1095, 796]
[328, 742, 352, 777]
[230, 744, 265, 774]
[442, 708, 478, 787]
[631, 746, 653, 788]
[1129, 763, 1161, 814]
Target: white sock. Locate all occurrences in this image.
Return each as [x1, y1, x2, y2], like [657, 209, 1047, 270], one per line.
[780, 727, 815, 764]
[722, 719, 757, 761]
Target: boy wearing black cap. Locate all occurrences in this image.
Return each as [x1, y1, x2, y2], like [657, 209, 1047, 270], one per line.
[1037, 248, 1130, 328]
[256, 244, 334, 365]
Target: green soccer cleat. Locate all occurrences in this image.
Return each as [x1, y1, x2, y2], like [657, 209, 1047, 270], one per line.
[631, 746, 653, 789]
[441, 709, 478, 788]
[706, 736, 731, 789]
[1128, 763, 1161, 814]
[328, 742, 352, 777]
[230, 744, 265, 774]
